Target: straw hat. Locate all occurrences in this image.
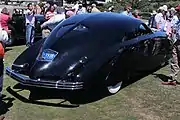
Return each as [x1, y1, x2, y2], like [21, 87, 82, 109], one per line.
[158, 6, 163, 10]
[92, 4, 96, 7]
[162, 5, 168, 11]
[170, 7, 176, 11]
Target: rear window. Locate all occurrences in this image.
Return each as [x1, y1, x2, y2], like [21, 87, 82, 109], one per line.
[43, 23, 89, 49]
[56, 24, 88, 38]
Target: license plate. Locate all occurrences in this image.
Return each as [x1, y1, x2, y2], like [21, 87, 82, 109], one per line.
[41, 49, 58, 61]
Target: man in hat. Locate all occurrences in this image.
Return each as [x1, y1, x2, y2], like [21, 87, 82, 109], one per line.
[162, 5, 180, 85]
[170, 7, 178, 25]
[155, 6, 166, 31]
[91, 4, 100, 13]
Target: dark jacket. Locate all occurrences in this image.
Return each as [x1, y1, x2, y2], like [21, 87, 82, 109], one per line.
[148, 14, 157, 28]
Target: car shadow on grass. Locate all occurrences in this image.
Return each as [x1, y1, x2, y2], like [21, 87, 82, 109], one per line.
[6, 67, 163, 108]
[0, 95, 15, 116]
[6, 84, 111, 108]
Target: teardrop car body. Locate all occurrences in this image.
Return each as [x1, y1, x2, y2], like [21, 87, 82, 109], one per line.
[6, 13, 172, 94]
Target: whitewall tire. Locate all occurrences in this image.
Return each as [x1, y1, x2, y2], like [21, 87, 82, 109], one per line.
[105, 72, 123, 94]
[107, 81, 123, 94]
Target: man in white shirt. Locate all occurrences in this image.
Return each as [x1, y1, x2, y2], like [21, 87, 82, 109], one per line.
[41, 13, 65, 28]
[155, 7, 166, 31]
[41, 13, 65, 38]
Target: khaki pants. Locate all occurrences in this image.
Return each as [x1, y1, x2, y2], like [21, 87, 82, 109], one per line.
[169, 41, 180, 81]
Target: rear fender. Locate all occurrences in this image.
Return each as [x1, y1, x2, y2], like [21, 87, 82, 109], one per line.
[79, 47, 125, 87]
[12, 39, 45, 71]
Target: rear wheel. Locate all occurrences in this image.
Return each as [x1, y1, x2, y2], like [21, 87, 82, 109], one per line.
[107, 81, 123, 94]
[105, 71, 123, 94]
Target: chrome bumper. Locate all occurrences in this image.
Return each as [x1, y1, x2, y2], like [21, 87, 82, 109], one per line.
[6, 66, 83, 90]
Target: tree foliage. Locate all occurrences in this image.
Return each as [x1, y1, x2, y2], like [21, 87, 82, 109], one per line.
[100, 0, 180, 12]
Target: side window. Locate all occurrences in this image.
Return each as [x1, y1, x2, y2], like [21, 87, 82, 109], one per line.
[135, 40, 150, 56]
[136, 24, 152, 36]
[151, 39, 161, 55]
[125, 30, 136, 40]
[125, 23, 152, 41]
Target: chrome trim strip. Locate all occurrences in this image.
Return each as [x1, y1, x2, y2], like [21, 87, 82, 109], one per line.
[6, 66, 83, 90]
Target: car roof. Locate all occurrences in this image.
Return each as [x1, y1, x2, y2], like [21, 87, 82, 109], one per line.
[61, 12, 143, 33]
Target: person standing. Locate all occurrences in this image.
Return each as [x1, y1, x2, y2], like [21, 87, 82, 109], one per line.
[132, 9, 141, 19]
[170, 7, 179, 27]
[25, 3, 35, 47]
[0, 7, 11, 33]
[155, 7, 166, 31]
[162, 5, 180, 85]
[41, 12, 65, 39]
[121, 4, 133, 17]
[35, 4, 42, 14]
[45, 5, 56, 20]
[0, 30, 5, 99]
[86, 5, 92, 13]
[148, 10, 157, 28]
[76, 4, 87, 15]
[91, 4, 100, 13]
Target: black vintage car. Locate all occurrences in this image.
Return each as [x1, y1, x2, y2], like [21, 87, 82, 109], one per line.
[6, 13, 172, 94]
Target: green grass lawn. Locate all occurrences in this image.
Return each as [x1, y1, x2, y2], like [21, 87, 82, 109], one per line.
[1, 45, 180, 120]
